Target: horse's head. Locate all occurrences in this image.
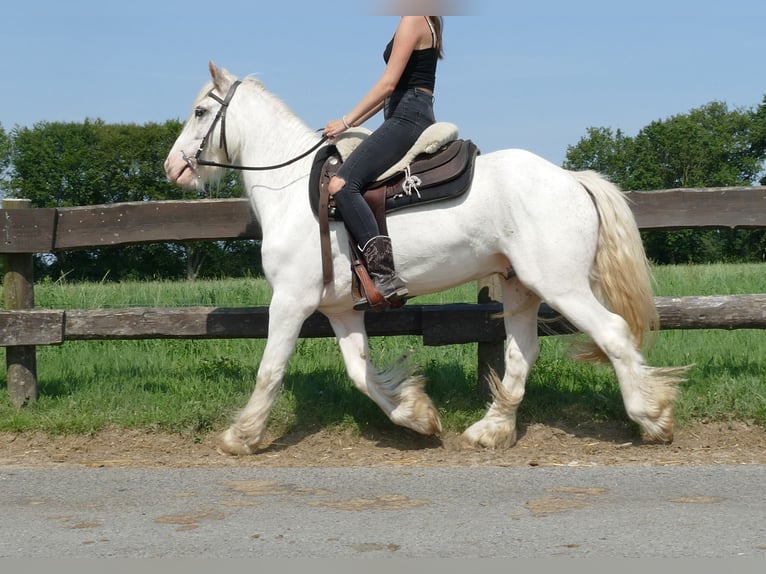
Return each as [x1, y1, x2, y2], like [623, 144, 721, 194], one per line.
[164, 61, 240, 189]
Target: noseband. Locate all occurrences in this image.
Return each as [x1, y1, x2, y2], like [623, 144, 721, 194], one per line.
[182, 80, 327, 174]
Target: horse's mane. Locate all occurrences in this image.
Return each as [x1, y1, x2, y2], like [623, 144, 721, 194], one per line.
[192, 72, 313, 138]
[240, 75, 315, 134]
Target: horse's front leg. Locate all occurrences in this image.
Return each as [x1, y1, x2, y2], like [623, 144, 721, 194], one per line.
[218, 296, 314, 455]
[327, 311, 442, 436]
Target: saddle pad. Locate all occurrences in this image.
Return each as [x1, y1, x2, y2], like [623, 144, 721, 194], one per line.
[334, 122, 459, 181]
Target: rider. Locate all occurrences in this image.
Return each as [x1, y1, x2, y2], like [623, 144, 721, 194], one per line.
[323, 16, 444, 307]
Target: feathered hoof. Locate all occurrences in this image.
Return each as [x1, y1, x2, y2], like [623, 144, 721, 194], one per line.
[640, 421, 674, 445]
[391, 402, 442, 435]
[635, 406, 675, 445]
[389, 375, 443, 435]
[216, 427, 259, 456]
[460, 420, 517, 450]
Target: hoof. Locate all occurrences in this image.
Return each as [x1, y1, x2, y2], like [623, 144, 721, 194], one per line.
[638, 416, 674, 445]
[389, 374, 443, 435]
[390, 389, 443, 435]
[217, 427, 258, 456]
[641, 427, 674, 445]
[461, 420, 517, 450]
[390, 403, 442, 435]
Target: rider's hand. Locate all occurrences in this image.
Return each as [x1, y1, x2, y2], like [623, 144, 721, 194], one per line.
[323, 118, 348, 140]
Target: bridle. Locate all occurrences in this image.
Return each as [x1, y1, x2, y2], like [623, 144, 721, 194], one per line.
[181, 80, 328, 175]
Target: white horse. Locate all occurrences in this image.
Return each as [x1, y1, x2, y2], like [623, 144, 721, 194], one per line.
[165, 62, 686, 455]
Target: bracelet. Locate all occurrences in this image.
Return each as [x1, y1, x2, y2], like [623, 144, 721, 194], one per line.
[342, 115, 351, 129]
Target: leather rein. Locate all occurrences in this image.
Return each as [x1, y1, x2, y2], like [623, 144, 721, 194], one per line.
[182, 80, 328, 174]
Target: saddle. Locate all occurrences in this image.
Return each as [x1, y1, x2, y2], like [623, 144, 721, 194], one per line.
[308, 123, 480, 307]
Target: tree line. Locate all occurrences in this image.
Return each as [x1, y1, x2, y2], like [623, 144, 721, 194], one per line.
[0, 119, 261, 281]
[564, 97, 766, 263]
[1, 95, 765, 282]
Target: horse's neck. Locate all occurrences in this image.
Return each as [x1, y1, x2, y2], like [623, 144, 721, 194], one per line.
[235, 84, 319, 224]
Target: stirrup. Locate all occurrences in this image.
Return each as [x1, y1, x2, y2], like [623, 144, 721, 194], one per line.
[353, 297, 374, 312]
[353, 291, 410, 312]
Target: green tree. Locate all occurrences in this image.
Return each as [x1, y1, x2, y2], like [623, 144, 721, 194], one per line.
[631, 102, 761, 189]
[0, 125, 5, 276]
[0, 123, 10, 196]
[753, 95, 766, 185]
[564, 100, 766, 263]
[7, 120, 261, 280]
[562, 126, 634, 185]
[8, 119, 183, 206]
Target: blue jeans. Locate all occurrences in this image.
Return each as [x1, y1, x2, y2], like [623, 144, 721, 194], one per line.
[333, 88, 436, 247]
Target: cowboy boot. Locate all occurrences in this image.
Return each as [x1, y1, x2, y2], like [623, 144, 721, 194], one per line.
[361, 235, 409, 303]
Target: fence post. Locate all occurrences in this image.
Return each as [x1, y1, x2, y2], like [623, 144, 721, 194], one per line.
[2, 198, 38, 406]
[477, 274, 504, 398]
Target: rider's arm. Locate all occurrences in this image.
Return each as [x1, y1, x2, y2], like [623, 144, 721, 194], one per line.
[351, 101, 384, 127]
[324, 17, 422, 136]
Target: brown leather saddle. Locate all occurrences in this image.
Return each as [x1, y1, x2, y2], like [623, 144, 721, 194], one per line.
[309, 138, 480, 307]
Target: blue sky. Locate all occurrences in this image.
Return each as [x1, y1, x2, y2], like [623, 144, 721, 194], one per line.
[2, 0, 764, 166]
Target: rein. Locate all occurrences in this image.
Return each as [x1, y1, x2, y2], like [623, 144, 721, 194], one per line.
[182, 80, 328, 173]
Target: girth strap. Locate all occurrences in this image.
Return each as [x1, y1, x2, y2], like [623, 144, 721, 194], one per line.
[318, 156, 341, 284]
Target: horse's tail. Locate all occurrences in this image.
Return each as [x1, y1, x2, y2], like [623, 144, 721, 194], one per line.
[572, 170, 659, 363]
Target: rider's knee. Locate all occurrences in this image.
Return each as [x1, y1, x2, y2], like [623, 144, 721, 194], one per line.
[329, 175, 346, 195]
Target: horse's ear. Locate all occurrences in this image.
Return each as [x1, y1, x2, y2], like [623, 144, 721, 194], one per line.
[208, 60, 232, 92]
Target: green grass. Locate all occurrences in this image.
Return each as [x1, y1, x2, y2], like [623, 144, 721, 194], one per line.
[1, 264, 765, 437]
[647, 263, 766, 426]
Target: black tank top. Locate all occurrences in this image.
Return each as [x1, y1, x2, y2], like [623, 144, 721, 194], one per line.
[383, 19, 438, 92]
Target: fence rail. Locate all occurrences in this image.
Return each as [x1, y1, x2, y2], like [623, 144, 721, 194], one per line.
[2, 187, 766, 255]
[2, 187, 766, 406]
[2, 295, 766, 348]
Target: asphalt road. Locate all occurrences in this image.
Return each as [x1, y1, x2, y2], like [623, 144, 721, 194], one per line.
[1, 465, 764, 558]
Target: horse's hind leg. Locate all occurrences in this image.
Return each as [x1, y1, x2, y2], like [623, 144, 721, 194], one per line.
[544, 288, 681, 443]
[327, 311, 441, 436]
[462, 277, 541, 449]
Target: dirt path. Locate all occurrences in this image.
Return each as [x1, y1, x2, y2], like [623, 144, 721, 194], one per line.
[2, 420, 765, 468]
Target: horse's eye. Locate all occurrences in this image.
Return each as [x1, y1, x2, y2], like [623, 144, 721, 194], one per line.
[194, 107, 206, 118]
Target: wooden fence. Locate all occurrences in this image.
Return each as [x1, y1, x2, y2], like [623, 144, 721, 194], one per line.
[2, 186, 766, 407]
